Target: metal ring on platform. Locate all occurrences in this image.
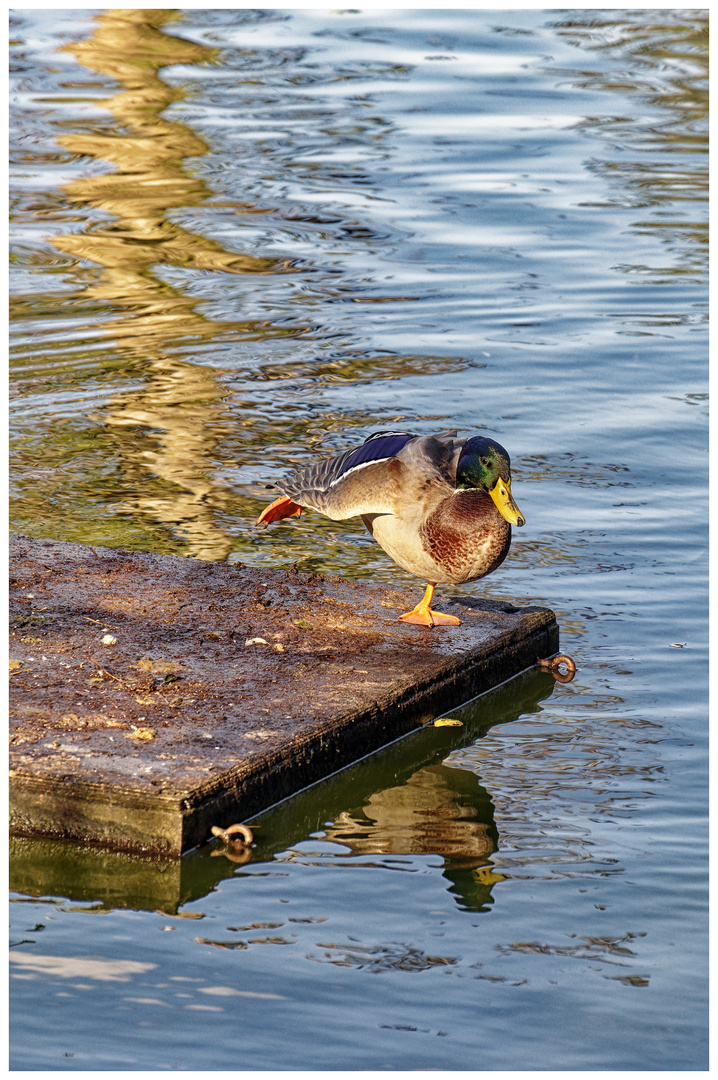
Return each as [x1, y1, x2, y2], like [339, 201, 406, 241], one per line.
[537, 653, 577, 683]
[210, 823, 254, 863]
[211, 823, 254, 845]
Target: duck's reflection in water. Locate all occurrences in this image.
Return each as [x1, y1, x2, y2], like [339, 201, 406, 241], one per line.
[323, 763, 499, 912]
[328, 762, 496, 867]
[268, 668, 562, 912]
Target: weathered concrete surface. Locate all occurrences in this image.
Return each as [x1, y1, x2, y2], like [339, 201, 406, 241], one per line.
[9, 535, 559, 855]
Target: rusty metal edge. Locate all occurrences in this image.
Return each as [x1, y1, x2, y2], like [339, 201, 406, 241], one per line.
[9, 610, 558, 856]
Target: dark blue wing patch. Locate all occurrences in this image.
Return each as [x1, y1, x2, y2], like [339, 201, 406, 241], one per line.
[331, 431, 414, 485]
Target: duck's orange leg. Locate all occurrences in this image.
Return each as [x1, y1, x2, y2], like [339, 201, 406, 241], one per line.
[256, 495, 302, 528]
[399, 583, 460, 626]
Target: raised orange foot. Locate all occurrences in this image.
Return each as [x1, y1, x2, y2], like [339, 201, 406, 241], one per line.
[256, 495, 302, 527]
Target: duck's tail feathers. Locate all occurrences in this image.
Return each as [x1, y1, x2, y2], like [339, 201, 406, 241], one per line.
[256, 495, 303, 528]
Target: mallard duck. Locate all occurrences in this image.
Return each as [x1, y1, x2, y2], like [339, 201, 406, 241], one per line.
[256, 429, 524, 626]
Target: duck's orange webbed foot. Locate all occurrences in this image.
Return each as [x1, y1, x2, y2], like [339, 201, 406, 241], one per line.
[398, 583, 461, 627]
[256, 495, 302, 527]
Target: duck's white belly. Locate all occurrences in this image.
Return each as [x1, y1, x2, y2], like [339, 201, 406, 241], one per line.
[365, 513, 443, 581]
[363, 512, 506, 585]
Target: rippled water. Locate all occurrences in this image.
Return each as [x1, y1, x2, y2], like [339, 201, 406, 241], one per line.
[9, 8, 708, 1071]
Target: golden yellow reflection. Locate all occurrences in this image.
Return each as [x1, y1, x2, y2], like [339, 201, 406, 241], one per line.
[50, 9, 284, 557]
[106, 358, 236, 561]
[55, 8, 276, 288]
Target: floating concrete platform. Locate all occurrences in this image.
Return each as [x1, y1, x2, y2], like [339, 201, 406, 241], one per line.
[9, 536, 559, 855]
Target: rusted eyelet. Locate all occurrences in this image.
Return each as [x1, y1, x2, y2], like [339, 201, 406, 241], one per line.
[211, 823, 254, 845]
[537, 654, 576, 683]
[210, 823, 254, 863]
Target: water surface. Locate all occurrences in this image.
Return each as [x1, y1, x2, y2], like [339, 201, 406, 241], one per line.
[9, 8, 708, 1071]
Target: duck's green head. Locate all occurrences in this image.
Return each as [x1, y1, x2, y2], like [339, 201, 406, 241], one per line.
[456, 436, 525, 527]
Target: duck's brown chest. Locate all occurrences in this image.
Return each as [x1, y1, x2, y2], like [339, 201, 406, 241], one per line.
[419, 490, 511, 584]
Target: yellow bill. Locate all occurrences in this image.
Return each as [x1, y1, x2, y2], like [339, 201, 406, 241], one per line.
[490, 477, 525, 527]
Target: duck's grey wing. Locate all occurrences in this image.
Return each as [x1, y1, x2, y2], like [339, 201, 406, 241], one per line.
[395, 431, 466, 486]
[280, 430, 459, 521]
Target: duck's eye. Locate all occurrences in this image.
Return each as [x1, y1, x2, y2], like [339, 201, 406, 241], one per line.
[480, 457, 489, 466]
